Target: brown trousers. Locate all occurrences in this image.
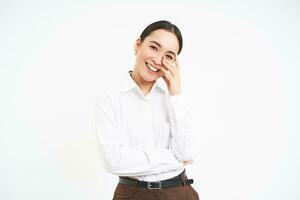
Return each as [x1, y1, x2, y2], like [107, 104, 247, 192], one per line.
[112, 173, 200, 200]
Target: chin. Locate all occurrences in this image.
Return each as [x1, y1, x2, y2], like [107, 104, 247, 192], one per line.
[143, 74, 157, 82]
[141, 71, 158, 82]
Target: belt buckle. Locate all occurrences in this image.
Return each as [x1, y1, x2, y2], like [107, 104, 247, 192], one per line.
[147, 181, 161, 189]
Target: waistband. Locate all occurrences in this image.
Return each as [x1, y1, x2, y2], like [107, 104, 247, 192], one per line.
[118, 169, 194, 189]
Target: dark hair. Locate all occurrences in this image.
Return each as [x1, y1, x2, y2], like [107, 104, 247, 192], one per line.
[139, 20, 183, 55]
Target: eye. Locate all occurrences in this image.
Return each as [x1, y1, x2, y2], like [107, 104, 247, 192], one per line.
[150, 46, 158, 51]
[166, 55, 174, 60]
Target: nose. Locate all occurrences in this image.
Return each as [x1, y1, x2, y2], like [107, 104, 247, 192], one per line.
[153, 54, 164, 67]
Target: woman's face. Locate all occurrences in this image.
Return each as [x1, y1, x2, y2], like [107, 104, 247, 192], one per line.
[134, 29, 179, 82]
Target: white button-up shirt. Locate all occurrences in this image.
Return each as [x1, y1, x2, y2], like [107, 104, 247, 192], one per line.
[95, 70, 199, 182]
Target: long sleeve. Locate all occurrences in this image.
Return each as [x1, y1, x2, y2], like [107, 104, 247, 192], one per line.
[94, 91, 183, 177]
[167, 93, 200, 162]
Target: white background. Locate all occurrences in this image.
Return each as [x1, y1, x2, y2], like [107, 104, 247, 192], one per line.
[1, 0, 299, 199]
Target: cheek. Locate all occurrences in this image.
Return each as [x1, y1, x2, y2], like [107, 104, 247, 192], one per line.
[136, 53, 145, 62]
[142, 48, 156, 58]
[136, 48, 156, 65]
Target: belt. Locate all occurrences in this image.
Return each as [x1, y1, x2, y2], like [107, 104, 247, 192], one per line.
[118, 170, 194, 189]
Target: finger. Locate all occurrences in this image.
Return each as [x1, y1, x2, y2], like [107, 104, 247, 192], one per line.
[162, 58, 175, 76]
[183, 160, 192, 166]
[184, 160, 193, 165]
[165, 72, 173, 84]
[163, 56, 176, 69]
[175, 56, 180, 70]
[160, 66, 171, 80]
[161, 74, 168, 83]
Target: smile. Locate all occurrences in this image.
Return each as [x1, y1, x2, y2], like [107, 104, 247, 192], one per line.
[146, 62, 160, 72]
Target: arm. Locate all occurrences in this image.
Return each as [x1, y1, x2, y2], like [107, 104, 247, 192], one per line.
[167, 93, 200, 162]
[94, 91, 183, 177]
[159, 54, 199, 162]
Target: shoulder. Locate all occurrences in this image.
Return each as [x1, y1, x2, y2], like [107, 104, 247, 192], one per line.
[95, 73, 126, 104]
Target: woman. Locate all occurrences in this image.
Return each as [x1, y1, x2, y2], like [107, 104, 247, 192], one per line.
[95, 20, 200, 200]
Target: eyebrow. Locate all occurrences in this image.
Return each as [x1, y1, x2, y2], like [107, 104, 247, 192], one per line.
[149, 40, 176, 57]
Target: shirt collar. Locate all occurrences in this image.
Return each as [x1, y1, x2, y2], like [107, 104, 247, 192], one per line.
[121, 70, 168, 94]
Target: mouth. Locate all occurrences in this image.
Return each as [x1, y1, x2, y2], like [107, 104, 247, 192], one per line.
[145, 62, 160, 73]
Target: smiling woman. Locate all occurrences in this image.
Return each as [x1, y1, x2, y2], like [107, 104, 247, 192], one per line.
[95, 20, 200, 200]
[131, 21, 182, 96]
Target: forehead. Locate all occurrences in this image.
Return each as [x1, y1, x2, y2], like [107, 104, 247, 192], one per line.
[144, 29, 179, 54]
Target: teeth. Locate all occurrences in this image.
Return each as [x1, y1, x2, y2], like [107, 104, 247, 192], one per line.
[146, 63, 159, 72]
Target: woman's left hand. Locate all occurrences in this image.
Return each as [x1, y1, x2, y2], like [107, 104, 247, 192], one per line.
[160, 56, 181, 96]
[183, 160, 194, 166]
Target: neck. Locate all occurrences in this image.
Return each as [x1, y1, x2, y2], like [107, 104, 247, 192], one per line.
[130, 70, 155, 96]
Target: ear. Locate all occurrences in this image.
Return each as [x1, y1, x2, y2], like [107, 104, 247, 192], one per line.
[134, 38, 142, 55]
